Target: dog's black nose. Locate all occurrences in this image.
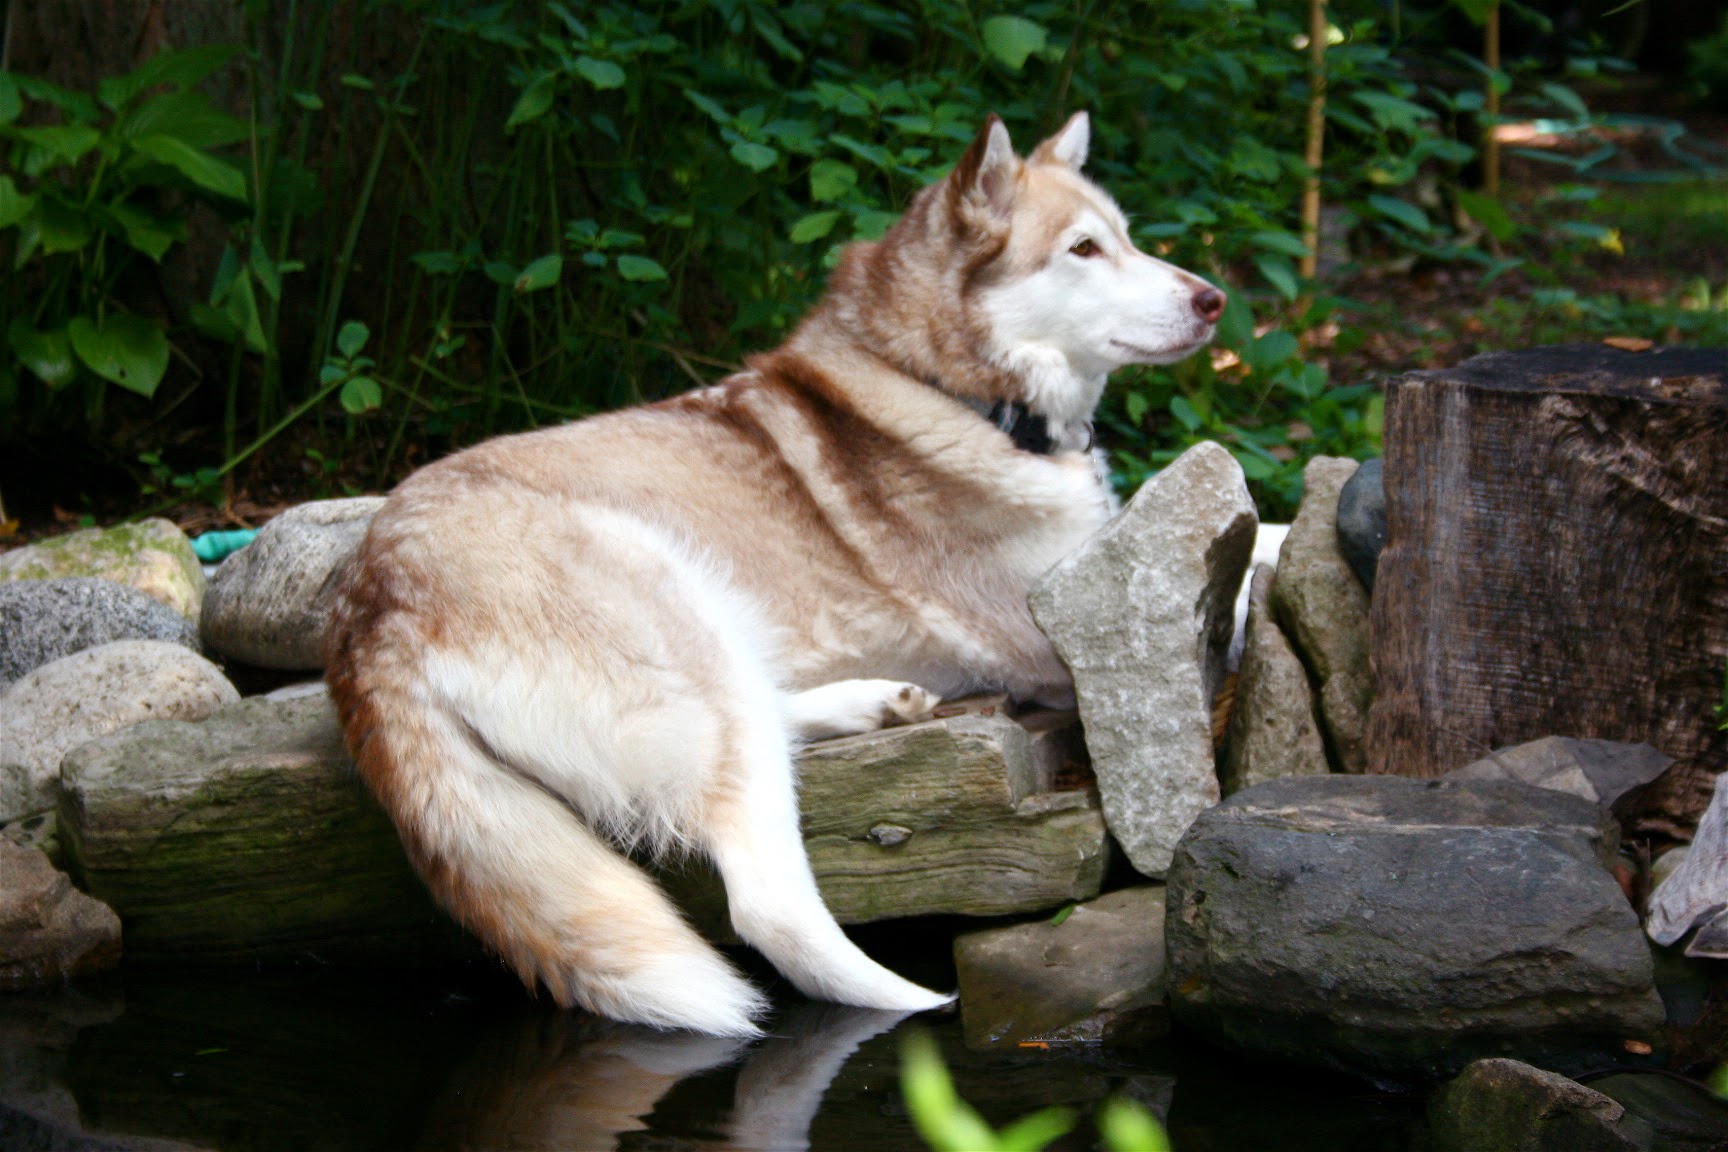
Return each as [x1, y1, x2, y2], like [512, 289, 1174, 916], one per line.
[1192, 287, 1226, 324]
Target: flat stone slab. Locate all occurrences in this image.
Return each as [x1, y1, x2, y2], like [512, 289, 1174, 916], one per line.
[1167, 775, 1664, 1080]
[60, 697, 1106, 962]
[1030, 439, 1255, 877]
[1427, 1059, 1651, 1152]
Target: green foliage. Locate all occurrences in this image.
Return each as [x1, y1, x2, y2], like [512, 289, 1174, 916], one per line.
[900, 1030, 1170, 1152]
[0, 46, 247, 419]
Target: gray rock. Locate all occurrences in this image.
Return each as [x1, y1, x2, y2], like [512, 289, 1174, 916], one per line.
[0, 840, 121, 990]
[1030, 440, 1256, 877]
[200, 497, 385, 669]
[0, 520, 204, 623]
[1592, 1071, 1728, 1151]
[1427, 1059, 1653, 1152]
[1166, 775, 1665, 1080]
[1450, 737, 1674, 812]
[1272, 456, 1375, 773]
[954, 886, 1167, 1049]
[1648, 781, 1728, 947]
[1, 809, 59, 868]
[1220, 565, 1329, 796]
[0, 579, 199, 689]
[0, 640, 238, 825]
[1335, 457, 1385, 593]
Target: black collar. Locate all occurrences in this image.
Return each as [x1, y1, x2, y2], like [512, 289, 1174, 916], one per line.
[960, 397, 1089, 455]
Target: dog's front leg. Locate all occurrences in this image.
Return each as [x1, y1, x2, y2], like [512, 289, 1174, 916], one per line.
[783, 680, 942, 742]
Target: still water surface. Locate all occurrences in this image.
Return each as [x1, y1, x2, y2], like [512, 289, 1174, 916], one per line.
[1, 959, 1423, 1151]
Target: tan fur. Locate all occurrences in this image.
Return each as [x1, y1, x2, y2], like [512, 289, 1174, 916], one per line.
[325, 113, 1219, 1033]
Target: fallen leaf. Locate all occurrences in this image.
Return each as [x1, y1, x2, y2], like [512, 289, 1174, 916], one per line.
[1603, 336, 1653, 353]
[1623, 1039, 1653, 1055]
[0, 519, 17, 538]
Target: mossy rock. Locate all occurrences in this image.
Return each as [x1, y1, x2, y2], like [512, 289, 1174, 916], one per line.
[0, 519, 205, 623]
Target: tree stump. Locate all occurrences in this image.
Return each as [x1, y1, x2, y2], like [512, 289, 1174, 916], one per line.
[1368, 345, 1728, 780]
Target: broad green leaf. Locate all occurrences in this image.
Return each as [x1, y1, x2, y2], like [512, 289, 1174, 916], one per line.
[68, 314, 169, 397]
[1540, 81, 1589, 120]
[1456, 189, 1516, 241]
[615, 254, 668, 282]
[337, 320, 370, 358]
[1254, 253, 1300, 301]
[250, 235, 281, 299]
[1234, 448, 1279, 481]
[291, 91, 323, 111]
[35, 198, 92, 254]
[1251, 329, 1300, 370]
[123, 88, 250, 148]
[340, 375, 382, 414]
[340, 73, 375, 90]
[221, 269, 267, 353]
[996, 1107, 1075, 1152]
[189, 302, 240, 344]
[1170, 395, 1203, 432]
[15, 125, 101, 167]
[506, 73, 556, 131]
[1368, 194, 1432, 233]
[411, 250, 462, 274]
[1216, 287, 1255, 349]
[1452, 0, 1497, 25]
[852, 208, 898, 240]
[730, 141, 779, 172]
[99, 44, 239, 111]
[1353, 91, 1435, 134]
[981, 15, 1048, 71]
[0, 73, 20, 125]
[1124, 391, 1150, 425]
[0, 177, 35, 230]
[900, 1032, 1001, 1152]
[484, 261, 518, 285]
[132, 135, 248, 201]
[574, 57, 625, 90]
[683, 88, 729, 123]
[809, 158, 857, 202]
[8, 321, 75, 389]
[514, 253, 562, 292]
[1250, 230, 1311, 259]
[790, 210, 840, 243]
[110, 202, 183, 261]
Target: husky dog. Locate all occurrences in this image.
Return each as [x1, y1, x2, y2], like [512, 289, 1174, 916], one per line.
[325, 112, 1223, 1037]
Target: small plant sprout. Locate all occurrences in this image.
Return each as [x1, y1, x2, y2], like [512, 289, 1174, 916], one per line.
[899, 1030, 1172, 1152]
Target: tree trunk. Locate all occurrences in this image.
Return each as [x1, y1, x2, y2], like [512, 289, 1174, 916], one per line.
[1367, 345, 1728, 782]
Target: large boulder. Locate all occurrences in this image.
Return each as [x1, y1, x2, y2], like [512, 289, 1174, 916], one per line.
[200, 497, 385, 669]
[1029, 440, 1256, 876]
[1590, 1071, 1728, 1151]
[1426, 1059, 1652, 1152]
[0, 840, 121, 990]
[1166, 776, 1664, 1080]
[0, 520, 204, 623]
[1270, 456, 1374, 773]
[0, 641, 238, 826]
[954, 886, 1167, 1049]
[58, 696, 1106, 962]
[0, 578, 199, 690]
[1220, 565, 1329, 796]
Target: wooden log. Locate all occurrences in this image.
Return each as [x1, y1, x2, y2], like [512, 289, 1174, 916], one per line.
[59, 696, 1106, 963]
[1368, 345, 1728, 780]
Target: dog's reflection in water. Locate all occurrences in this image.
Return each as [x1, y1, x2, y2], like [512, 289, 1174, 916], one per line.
[419, 1003, 909, 1151]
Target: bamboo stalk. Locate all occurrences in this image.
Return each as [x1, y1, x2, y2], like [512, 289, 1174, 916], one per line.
[1299, 0, 1327, 280]
[1483, 0, 1501, 197]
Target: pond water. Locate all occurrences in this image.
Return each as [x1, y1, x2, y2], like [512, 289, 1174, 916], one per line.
[0, 923, 1425, 1152]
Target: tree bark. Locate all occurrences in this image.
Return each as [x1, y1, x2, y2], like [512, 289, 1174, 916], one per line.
[1367, 345, 1728, 781]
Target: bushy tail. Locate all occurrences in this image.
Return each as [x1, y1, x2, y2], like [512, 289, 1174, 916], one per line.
[335, 682, 768, 1036]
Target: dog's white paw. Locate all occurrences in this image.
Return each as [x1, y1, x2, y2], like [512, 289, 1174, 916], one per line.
[787, 680, 942, 741]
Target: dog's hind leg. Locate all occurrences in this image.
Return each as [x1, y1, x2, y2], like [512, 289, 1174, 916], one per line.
[699, 687, 955, 1013]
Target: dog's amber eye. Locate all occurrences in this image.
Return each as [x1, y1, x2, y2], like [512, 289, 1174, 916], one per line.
[1069, 238, 1100, 258]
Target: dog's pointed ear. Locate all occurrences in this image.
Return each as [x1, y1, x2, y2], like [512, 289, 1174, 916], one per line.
[951, 115, 1020, 219]
[1031, 111, 1089, 170]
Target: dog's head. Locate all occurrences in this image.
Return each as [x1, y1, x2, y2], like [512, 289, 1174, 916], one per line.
[816, 112, 1223, 448]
